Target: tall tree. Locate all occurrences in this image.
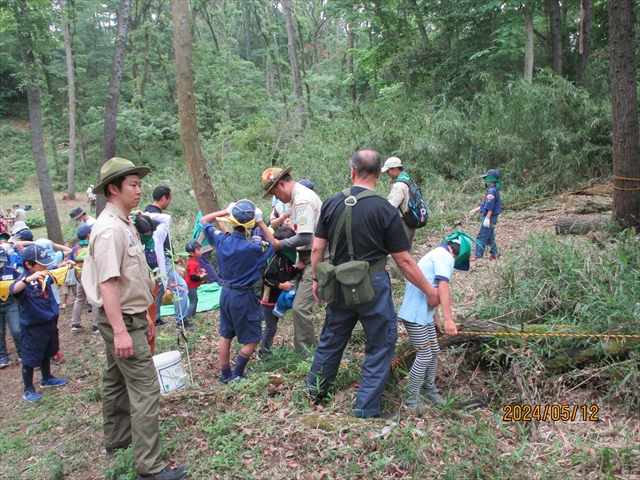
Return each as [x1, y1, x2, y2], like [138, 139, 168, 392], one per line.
[6, 0, 63, 243]
[576, 0, 592, 84]
[548, 0, 562, 75]
[524, 2, 534, 84]
[61, 0, 77, 200]
[170, 0, 221, 214]
[97, 0, 132, 214]
[609, 0, 640, 228]
[283, 0, 305, 130]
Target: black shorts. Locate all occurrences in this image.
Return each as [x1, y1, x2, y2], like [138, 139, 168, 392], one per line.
[20, 319, 59, 368]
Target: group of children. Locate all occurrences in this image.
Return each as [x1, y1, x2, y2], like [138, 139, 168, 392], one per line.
[0, 167, 502, 407]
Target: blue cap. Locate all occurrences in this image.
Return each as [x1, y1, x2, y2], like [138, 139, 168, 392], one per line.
[0, 248, 7, 262]
[17, 229, 34, 241]
[481, 169, 500, 179]
[299, 179, 314, 190]
[22, 244, 55, 267]
[185, 240, 200, 253]
[231, 200, 256, 224]
[76, 224, 92, 240]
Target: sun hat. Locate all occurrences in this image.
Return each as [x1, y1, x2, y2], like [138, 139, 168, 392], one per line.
[299, 179, 315, 190]
[69, 206, 86, 221]
[17, 229, 34, 241]
[76, 224, 92, 240]
[185, 240, 201, 253]
[22, 244, 55, 267]
[93, 157, 151, 195]
[219, 199, 257, 229]
[11, 221, 28, 235]
[261, 167, 293, 198]
[381, 157, 403, 173]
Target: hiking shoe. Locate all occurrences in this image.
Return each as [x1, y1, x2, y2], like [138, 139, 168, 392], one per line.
[91, 325, 99, 334]
[177, 320, 197, 332]
[106, 440, 132, 457]
[404, 397, 426, 411]
[23, 388, 42, 402]
[218, 375, 231, 384]
[420, 386, 445, 405]
[0, 357, 9, 369]
[71, 324, 83, 332]
[228, 375, 249, 384]
[40, 377, 69, 388]
[137, 464, 188, 480]
[155, 318, 167, 327]
[50, 352, 66, 364]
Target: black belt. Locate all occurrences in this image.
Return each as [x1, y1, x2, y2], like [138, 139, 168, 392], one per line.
[223, 283, 251, 290]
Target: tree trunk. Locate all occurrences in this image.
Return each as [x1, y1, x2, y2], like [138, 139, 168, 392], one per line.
[554, 215, 609, 235]
[19, 46, 63, 244]
[282, 0, 305, 130]
[47, 118, 60, 177]
[576, 0, 592, 84]
[61, 0, 76, 200]
[524, 2, 534, 85]
[610, 0, 640, 228]
[97, 0, 132, 215]
[77, 110, 87, 169]
[347, 22, 356, 102]
[548, 0, 562, 75]
[407, 0, 428, 43]
[170, 0, 221, 215]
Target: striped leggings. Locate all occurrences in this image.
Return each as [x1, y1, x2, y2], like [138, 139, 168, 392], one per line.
[402, 320, 440, 399]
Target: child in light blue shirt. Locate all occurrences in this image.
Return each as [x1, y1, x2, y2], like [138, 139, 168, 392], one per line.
[398, 231, 478, 409]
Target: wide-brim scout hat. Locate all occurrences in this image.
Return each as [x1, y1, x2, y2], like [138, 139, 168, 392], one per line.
[22, 244, 55, 267]
[218, 199, 257, 230]
[261, 167, 292, 198]
[93, 157, 150, 195]
[69, 206, 86, 221]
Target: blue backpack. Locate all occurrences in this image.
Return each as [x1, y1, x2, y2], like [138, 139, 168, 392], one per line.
[397, 177, 429, 228]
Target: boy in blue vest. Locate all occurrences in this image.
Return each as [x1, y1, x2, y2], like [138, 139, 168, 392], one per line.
[10, 244, 70, 402]
[201, 200, 274, 383]
[469, 169, 503, 260]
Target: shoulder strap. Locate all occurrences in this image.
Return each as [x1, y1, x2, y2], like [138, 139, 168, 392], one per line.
[330, 188, 378, 261]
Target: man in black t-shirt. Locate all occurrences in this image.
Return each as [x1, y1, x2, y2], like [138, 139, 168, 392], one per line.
[306, 149, 440, 418]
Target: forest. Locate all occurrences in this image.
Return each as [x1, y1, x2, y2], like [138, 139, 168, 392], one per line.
[0, 0, 639, 479]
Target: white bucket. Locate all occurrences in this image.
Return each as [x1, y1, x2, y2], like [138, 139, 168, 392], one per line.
[153, 350, 187, 395]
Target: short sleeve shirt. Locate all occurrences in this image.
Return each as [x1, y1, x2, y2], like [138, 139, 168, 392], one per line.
[81, 202, 155, 314]
[10, 272, 59, 325]
[388, 181, 410, 215]
[315, 186, 410, 265]
[290, 183, 322, 251]
[480, 185, 502, 216]
[398, 245, 454, 325]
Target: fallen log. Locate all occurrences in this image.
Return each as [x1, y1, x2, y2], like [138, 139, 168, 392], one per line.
[390, 319, 637, 379]
[555, 215, 609, 235]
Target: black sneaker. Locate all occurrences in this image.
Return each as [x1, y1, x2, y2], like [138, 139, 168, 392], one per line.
[155, 318, 166, 327]
[176, 320, 197, 332]
[91, 325, 99, 334]
[218, 375, 231, 384]
[71, 324, 83, 332]
[137, 464, 188, 480]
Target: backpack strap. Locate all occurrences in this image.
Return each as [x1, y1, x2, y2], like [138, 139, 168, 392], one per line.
[330, 188, 378, 262]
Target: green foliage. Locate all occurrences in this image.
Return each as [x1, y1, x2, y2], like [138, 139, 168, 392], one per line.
[26, 214, 46, 229]
[0, 124, 35, 194]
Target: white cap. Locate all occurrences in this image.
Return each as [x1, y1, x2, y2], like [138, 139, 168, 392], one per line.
[381, 156, 403, 173]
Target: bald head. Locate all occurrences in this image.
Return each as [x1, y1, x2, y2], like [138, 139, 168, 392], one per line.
[350, 149, 381, 179]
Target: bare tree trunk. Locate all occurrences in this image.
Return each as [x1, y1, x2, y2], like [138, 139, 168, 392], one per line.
[347, 22, 356, 102]
[554, 215, 609, 235]
[576, 0, 592, 85]
[407, 0, 428, 43]
[47, 118, 60, 177]
[524, 2, 534, 85]
[548, 0, 563, 75]
[61, 0, 76, 200]
[170, 0, 221, 214]
[19, 46, 63, 244]
[97, 0, 132, 215]
[283, 0, 305, 130]
[77, 111, 87, 169]
[609, 0, 640, 228]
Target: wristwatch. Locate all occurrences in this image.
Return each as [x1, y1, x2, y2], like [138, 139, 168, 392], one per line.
[22, 277, 30, 285]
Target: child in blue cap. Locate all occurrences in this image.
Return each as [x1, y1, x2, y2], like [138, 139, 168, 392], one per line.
[10, 244, 71, 402]
[469, 169, 503, 261]
[398, 231, 480, 410]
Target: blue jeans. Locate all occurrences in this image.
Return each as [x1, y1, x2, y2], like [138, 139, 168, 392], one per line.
[306, 270, 398, 418]
[184, 287, 198, 320]
[475, 215, 499, 257]
[0, 299, 21, 358]
[155, 261, 189, 325]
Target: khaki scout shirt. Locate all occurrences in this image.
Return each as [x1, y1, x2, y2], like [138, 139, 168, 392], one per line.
[387, 181, 410, 216]
[82, 202, 155, 314]
[290, 182, 322, 251]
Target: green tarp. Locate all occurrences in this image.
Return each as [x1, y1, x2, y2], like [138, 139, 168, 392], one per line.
[159, 282, 222, 317]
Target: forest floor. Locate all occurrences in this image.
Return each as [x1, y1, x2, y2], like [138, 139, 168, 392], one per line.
[0, 186, 638, 479]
